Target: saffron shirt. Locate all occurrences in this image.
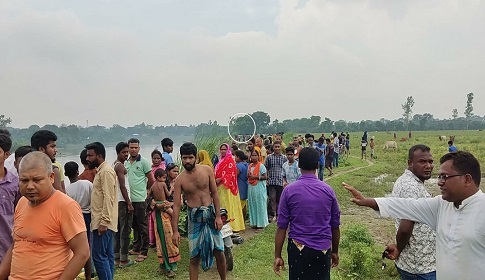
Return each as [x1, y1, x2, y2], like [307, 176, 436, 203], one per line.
[10, 191, 86, 279]
[0, 168, 19, 263]
[277, 174, 341, 251]
[376, 190, 485, 280]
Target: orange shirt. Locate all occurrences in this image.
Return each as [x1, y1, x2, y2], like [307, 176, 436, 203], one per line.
[11, 191, 86, 280]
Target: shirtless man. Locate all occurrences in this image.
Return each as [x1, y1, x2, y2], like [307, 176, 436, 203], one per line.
[171, 142, 226, 280]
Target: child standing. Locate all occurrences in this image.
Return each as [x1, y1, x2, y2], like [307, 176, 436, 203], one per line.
[64, 161, 94, 280]
[369, 138, 375, 159]
[150, 168, 179, 278]
[361, 137, 368, 160]
[149, 150, 166, 248]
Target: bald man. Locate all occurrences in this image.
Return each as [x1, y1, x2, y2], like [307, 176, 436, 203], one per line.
[0, 152, 90, 280]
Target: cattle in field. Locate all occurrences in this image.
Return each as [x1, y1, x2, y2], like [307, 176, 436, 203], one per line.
[449, 135, 455, 142]
[383, 141, 398, 150]
[400, 137, 408, 142]
[439, 135, 447, 141]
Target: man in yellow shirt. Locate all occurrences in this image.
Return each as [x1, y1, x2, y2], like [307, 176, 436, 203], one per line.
[86, 142, 118, 280]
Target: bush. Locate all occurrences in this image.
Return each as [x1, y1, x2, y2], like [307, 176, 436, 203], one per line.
[341, 224, 375, 249]
[340, 224, 380, 279]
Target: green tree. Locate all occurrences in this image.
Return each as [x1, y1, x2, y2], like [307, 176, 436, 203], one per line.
[402, 96, 414, 131]
[464, 92, 474, 130]
[250, 111, 271, 131]
[452, 108, 458, 119]
[0, 115, 12, 128]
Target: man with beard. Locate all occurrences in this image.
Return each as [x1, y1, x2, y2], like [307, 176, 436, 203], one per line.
[113, 142, 135, 268]
[125, 138, 153, 262]
[31, 130, 64, 192]
[171, 142, 226, 280]
[383, 145, 437, 279]
[343, 151, 483, 280]
[0, 152, 89, 280]
[86, 142, 118, 280]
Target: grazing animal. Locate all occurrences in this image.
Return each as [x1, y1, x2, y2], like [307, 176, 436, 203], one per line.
[383, 141, 398, 150]
[449, 135, 455, 142]
[400, 137, 408, 142]
[439, 135, 447, 141]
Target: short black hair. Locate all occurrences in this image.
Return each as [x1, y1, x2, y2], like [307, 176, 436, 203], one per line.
[0, 133, 12, 153]
[408, 144, 431, 161]
[440, 151, 481, 187]
[0, 129, 11, 137]
[298, 147, 319, 170]
[127, 138, 140, 145]
[31, 130, 57, 150]
[318, 137, 325, 142]
[116, 142, 129, 154]
[307, 134, 314, 140]
[154, 168, 167, 179]
[448, 140, 453, 146]
[285, 147, 295, 154]
[14, 146, 36, 159]
[85, 142, 106, 159]
[180, 142, 197, 156]
[151, 149, 164, 160]
[234, 150, 247, 161]
[80, 149, 89, 165]
[64, 161, 79, 178]
[161, 138, 174, 147]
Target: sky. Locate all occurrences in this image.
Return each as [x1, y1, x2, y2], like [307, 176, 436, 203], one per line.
[1, 0, 484, 128]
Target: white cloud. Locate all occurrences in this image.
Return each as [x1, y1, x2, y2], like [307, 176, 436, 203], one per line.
[1, 0, 484, 128]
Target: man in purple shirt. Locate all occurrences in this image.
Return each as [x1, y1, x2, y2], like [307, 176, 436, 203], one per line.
[274, 147, 340, 280]
[0, 131, 20, 263]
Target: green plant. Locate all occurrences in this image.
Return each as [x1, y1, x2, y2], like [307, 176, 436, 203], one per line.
[341, 224, 375, 249]
[339, 224, 380, 279]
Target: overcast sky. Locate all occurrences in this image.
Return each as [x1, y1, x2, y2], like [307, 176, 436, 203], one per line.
[1, 0, 484, 128]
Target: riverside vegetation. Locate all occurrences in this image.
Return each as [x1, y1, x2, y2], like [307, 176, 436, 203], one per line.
[108, 130, 484, 280]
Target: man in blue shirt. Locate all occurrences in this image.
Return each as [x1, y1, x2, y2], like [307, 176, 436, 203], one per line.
[161, 138, 174, 165]
[314, 137, 326, 181]
[448, 141, 458, 153]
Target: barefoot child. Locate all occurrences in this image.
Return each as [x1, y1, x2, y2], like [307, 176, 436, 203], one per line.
[149, 150, 166, 248]
[150, 168, 180, 278]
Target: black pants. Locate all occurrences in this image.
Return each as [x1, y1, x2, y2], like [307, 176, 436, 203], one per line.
[287, 239, 331, 280]
[132, 202, 149, 256]
[114, 201, 133, 261]
[267, 185, 283, 218]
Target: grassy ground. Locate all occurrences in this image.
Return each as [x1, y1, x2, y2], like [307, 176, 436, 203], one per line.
[109, 130, 485, 280]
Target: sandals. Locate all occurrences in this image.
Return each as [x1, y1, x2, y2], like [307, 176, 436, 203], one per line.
[119, 259, 135, 268]
[135, 255, 148, 262]
[128, 250, 140, 255]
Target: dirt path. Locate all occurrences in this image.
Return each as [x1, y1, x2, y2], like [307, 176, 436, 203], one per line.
[197, 157, 377, 279]
[329, 156, 375, 179]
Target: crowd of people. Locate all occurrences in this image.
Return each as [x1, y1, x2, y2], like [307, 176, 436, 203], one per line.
[0, 127, 481, 280]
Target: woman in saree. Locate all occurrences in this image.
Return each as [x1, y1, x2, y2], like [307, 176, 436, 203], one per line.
[214, 143, 245, 232]
[247, 149, 269, 231]
[196, 150, 214, 169]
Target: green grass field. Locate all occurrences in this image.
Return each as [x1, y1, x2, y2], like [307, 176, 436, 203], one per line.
[109, 130, 485, 280]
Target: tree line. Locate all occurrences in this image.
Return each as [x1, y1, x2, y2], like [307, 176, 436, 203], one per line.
[1, 91, 483, 148]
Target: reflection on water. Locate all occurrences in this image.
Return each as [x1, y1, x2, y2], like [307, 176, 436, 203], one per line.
[58, 141, 184, 185]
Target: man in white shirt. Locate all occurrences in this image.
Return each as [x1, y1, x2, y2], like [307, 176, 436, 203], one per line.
[386, 145, 436, 279]
[343, 151, 484, 280]
[64, 161, 94, 280]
